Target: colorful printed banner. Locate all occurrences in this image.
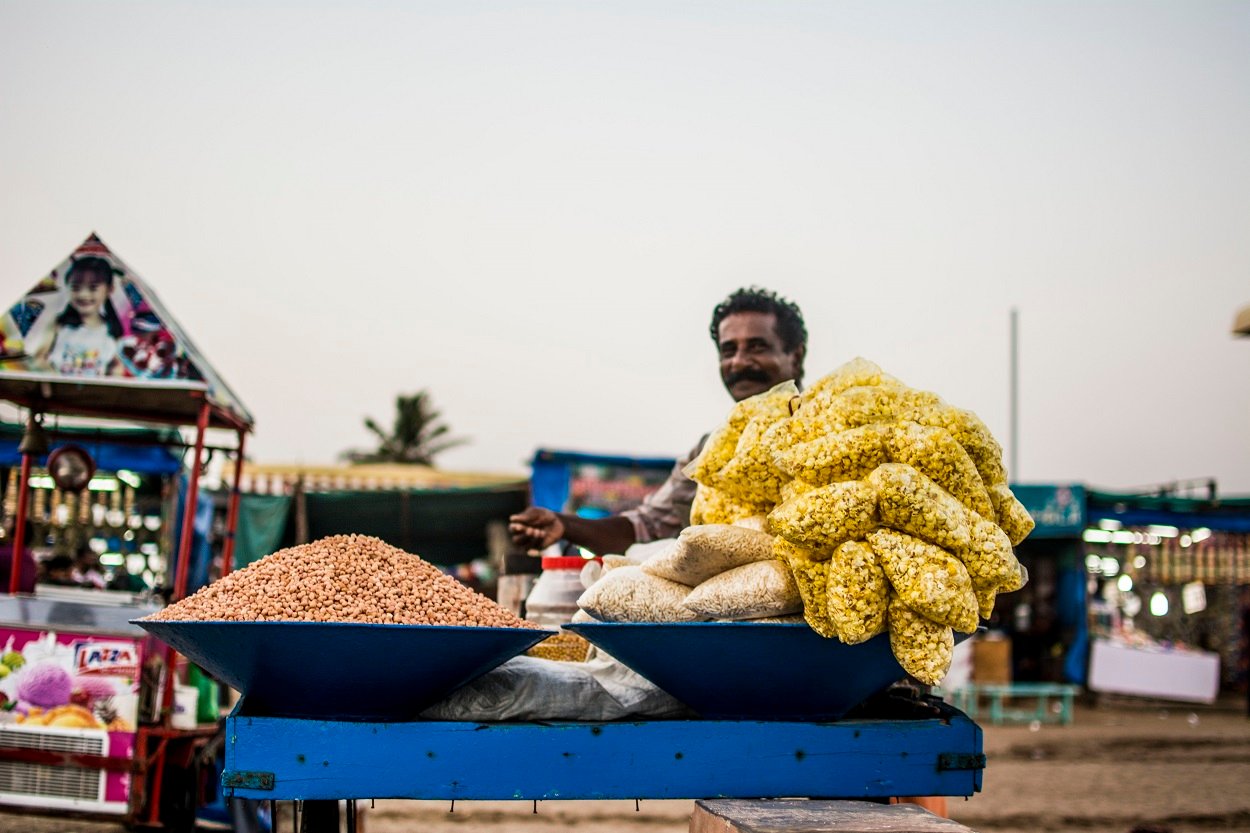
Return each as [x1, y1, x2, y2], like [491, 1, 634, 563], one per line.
[1, 233, 252, 424]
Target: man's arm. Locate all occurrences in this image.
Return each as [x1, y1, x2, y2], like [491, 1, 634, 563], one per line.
[508, 507, 636, 557]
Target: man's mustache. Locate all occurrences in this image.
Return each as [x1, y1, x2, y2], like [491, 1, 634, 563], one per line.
[725, 368, 771, 386]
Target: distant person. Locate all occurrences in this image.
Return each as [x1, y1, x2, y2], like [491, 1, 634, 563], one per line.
[509, 286, 807, 556]
[0, 517, 38, 593]
[73, 544, 107, 589]
[32, 256, 126, 377]
[41, 555, 78, 586]
[108, 561, 149, 593]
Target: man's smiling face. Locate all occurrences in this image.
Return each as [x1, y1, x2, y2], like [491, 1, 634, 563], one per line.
[717, 311, 804, 401]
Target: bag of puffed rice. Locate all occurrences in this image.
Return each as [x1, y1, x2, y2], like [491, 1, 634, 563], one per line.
[682, 560, 801, 621]
[576, 567, 704, 623]
[641, 524, 775, 586]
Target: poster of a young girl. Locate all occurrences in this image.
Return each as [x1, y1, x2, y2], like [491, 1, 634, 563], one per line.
[31, 256, 126, 377]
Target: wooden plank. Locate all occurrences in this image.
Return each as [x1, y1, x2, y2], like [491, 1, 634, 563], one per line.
[692, 799, 976, 833]
[225, 712, 983, 801]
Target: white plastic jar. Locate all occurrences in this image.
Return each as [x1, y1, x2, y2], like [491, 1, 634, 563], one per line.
[524, 555, 592, 626]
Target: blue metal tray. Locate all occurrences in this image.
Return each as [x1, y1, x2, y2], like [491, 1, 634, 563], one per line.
[136, 620, 553, 721]
[567, 622, 966, 721]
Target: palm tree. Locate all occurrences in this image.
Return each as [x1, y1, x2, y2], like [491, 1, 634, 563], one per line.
[342, 391, 468, 466]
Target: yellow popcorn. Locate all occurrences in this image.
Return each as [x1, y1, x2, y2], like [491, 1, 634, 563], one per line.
[884, 422, 994, 519]
[818, 385, 906, 431]
[684, 422, 743, 489]
[894, 388, 947, 423]
[684, 381, 798, 488]
[867, 529, 978, 634]
[887, 596, 954, 686]
[775, 424, 889, 485]
[988, 483, 1035, 546]
[999, 559, 1029, 594]
[917, 406, 1008, 488]
[776, 477, 818, 508]
[974, 585, 997, 620]
[869, 463, 971, 552]
[774, 537, 837, 638]
[718, 419, 788, 505]
[690, 484, 770, 526]
[958, 514, 1024, 591]
[827, 540, 889, 644]
[761, 409, 834, 462]
[768, 480, 878, 550]
[799, 357, 900, 407]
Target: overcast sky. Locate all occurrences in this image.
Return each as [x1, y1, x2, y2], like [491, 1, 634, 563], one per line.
[2, 1, 1248, 495]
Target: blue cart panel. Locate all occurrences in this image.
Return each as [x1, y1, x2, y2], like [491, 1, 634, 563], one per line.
[223, 700, 983, 801]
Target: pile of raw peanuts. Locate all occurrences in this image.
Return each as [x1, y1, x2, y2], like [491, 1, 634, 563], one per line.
[144, 534, 540, 629]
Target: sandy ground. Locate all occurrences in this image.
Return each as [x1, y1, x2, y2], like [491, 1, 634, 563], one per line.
[2, 696, 1247, 833]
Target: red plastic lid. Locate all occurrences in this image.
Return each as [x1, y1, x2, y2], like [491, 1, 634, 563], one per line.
[542, 555, 593, 570]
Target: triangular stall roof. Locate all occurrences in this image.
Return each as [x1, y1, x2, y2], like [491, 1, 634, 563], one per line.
[0, 233, 252, 431]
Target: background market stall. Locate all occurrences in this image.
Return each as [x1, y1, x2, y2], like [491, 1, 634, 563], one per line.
[0, 233, 254, 829]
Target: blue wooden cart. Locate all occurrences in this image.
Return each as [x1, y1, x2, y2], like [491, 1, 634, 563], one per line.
[140, 620, 986, 832]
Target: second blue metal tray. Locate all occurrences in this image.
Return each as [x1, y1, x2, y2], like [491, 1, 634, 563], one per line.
[137, 619, 552, 721]
[567, 622, 964, 721]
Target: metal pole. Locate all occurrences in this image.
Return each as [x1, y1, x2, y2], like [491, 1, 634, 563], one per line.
[1009, 307, 1019, 482]
[220, 429, 248, 578]
[174, 401, 211, 602]
[162, 400, 211, 724]
[7, 451, 33, 595]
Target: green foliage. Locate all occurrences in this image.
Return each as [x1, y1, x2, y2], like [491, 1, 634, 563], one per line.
[342, 391, 468, 466]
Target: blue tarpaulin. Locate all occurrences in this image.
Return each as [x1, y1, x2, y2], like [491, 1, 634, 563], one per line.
[529, 449, 677, 513]
[0, 424, 182, 475]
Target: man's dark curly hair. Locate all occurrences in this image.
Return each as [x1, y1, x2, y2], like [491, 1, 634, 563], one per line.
[709, 286, 808, 353]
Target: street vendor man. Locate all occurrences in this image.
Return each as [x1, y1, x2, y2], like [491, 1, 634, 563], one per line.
[509, 286, 807, 556]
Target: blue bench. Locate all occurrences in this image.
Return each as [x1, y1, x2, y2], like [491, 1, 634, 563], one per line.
[941, 683, 1079, 725]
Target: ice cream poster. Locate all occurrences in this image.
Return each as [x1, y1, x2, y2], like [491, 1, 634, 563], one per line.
[0, 627, 143, 810]
[0, 234, 204, 381]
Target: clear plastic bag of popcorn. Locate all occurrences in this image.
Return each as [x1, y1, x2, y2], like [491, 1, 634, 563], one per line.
[827, 540, 889, 644]
[988, 483, 1035, 546]
[690, 484, 770, 526]
[999, 560, 1029, 594]
[683, 559, 801, 621]
[760, 410, 828, 462]
[867, 528, 979, 634]
[774, 537, 838, 638]
[768, 480, 878, 550]
[894, 388, 947, 424]
[777, 476, 819, 506]
[775, 424, 889, 485]
[974, 584, 997, 620]
[869, 463, 972, 552]
[959, 514, 1025, 591]
[884, 422, 994, 519]
[887, 595, 954, 686]
[685, 381, 798, 489]
[717, 419, 788, 505]
[816, 385, 905, 432]
[684, 422, 743, 489]
[916, 406, 1008, 488]
[799, 357, 900, 407]
[642, 524, 775, 586]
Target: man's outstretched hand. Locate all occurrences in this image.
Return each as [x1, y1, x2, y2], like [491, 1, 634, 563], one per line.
[508, 506, 565, 554]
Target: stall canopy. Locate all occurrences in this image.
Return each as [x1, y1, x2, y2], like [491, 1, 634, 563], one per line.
[0, 423, 183, 475]
[0, 233, 252, 431]
[1086, 489, 1250, 532]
